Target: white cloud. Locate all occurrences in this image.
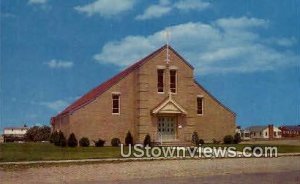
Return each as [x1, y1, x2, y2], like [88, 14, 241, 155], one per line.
[94, 17, 299, 75]
[136, 0, 210, 20]
[135, 4, 172, 20]
[74, 0, 136, 17]
[174, 0, 210, 11]
[39, 100, 69, 112]
[215, 17, 268, 30]
[28, 0, 48, 5]
[266, 37, 298, 47]
[46, 59, 73, 69]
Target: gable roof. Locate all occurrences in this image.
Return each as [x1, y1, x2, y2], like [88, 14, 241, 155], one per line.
[152, 93, 187, 115]
[246, 126, 268, 132]
[279, 125, 300, 131]
[194, 80, 236, 116]
[4, 127, 29, 130]
[52, 45, 193, 121]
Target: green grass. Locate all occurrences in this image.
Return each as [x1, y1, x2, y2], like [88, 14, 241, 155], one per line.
[0, 142, 127, 162]
[1, 142, 300, 162]
[203, 144, 300, 153]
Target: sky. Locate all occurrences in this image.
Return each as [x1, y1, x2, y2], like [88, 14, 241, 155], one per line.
[1, 0, 299, 131]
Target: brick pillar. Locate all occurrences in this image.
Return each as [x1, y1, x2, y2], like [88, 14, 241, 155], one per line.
[268, 124, 274, 139]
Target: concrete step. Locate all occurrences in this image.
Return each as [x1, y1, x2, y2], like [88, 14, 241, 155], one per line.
[153, 141, 192, 147]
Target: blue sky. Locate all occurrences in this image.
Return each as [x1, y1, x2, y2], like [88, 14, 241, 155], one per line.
[1, 0, 299, 131]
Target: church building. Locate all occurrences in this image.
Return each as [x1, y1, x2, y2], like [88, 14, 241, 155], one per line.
[51, 45, 236, 145]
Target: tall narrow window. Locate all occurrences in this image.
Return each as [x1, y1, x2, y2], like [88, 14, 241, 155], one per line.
[112, 94, 120, 114]
[170, 70, 177, 93]
[197, 96, 203, 115]
[157, 69, 164, 92]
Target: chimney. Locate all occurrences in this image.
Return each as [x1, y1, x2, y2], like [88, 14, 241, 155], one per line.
[268, 124, 274, 139]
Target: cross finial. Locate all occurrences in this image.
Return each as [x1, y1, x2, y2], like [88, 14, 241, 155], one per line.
[164, 30, 171, 64]
[165, 30, 170, 46]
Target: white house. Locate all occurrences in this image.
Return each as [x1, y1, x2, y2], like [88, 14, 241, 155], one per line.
[3, 126, 29, 142]
[236, 127, 251, 141]
[4, 127, 28, 135]
[246, 125, 281, 139]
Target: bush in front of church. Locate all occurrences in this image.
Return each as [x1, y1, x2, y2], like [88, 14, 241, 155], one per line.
[223, 135, 234, 144]
[143, 134, 151, 147]
[233, 133, 242, 144]
[191, 131, 199, 146]
[79, 137, 90, 147]
[50, 131, 60, 145]
[125, 131, 133, 146]
[58, 131, 67, 147]
[94, 139, 106, 147]
[67, 133, 78, 147]
[198, 139, 205, 145]
[111, 138, 121, 147]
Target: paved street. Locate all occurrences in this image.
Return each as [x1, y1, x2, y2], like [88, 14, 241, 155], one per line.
[1, 157, 300, 184]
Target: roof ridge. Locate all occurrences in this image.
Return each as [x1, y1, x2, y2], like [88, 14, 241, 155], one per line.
[53, 45, 167, 119]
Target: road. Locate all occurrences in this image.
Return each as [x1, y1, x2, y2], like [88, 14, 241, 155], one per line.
[1, 157, 299, 184]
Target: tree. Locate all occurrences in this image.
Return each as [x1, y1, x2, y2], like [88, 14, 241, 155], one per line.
[111, 138, 121, 147]
[233, 133, 242, 144]
[58, 131, 67, 147]
[94, 139, 105, 147]
[79, 137, 90, 147]
[38, 126, 51, 141]
[143, 134, 151, 147]
[67, 133, 78, 147]
[25, 126, 39, 141]
[125, 131, 133, 146]
[198, 139, 205, 145]
[223, 135, 234, 144]
[25, 126, 51, 142]
[50, 131, 60, 145]
[191, 131, 199, 146]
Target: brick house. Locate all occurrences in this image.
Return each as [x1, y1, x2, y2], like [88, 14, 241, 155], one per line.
[246, 125, 282, 139]
[279, 125, 300, 137]
[51, 45, 236, 145]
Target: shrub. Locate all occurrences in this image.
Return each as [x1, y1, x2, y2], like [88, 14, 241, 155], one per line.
[25, 126, 51, 142]
[212, 138, 221, 144]
[79, 137, 90, 147]
[59, 131, 67, 147]
[251, 145, 263, 154]
[223, 135, 234, 144]
[50, 131, 60, 144]
[94, 139, 106, 147]
[111, 138, 121, 147]
[233, 133, 242, 144]
[198, 139, 205, 145]
[125, 131, 133, 146]
[191, 131, 199, 146]
[67, 133, 78, 147]
[143, 134, 151, 147]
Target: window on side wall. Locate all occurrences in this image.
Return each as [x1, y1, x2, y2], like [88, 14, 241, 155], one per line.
[157, 69, 164, 93]
[197, 96, 203, 115]
[170, 70, 177, 93]
[112, 94, 120, 114]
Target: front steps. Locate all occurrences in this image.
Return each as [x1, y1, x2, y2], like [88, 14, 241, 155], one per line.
[153, 140, 192, 147]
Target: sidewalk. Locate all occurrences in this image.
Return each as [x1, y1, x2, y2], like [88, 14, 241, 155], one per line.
[1, 153, 300, 166]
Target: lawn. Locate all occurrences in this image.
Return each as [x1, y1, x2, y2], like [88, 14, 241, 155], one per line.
[203, 144, 300, 153]
[1, 142, 300, 162]
[0, 142, 127, 162]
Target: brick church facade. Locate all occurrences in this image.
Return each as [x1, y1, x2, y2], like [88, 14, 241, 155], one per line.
[51, 45, 236, 145]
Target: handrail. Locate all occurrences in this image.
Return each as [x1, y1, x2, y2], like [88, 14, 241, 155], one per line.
[156, 131, 163, 145]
